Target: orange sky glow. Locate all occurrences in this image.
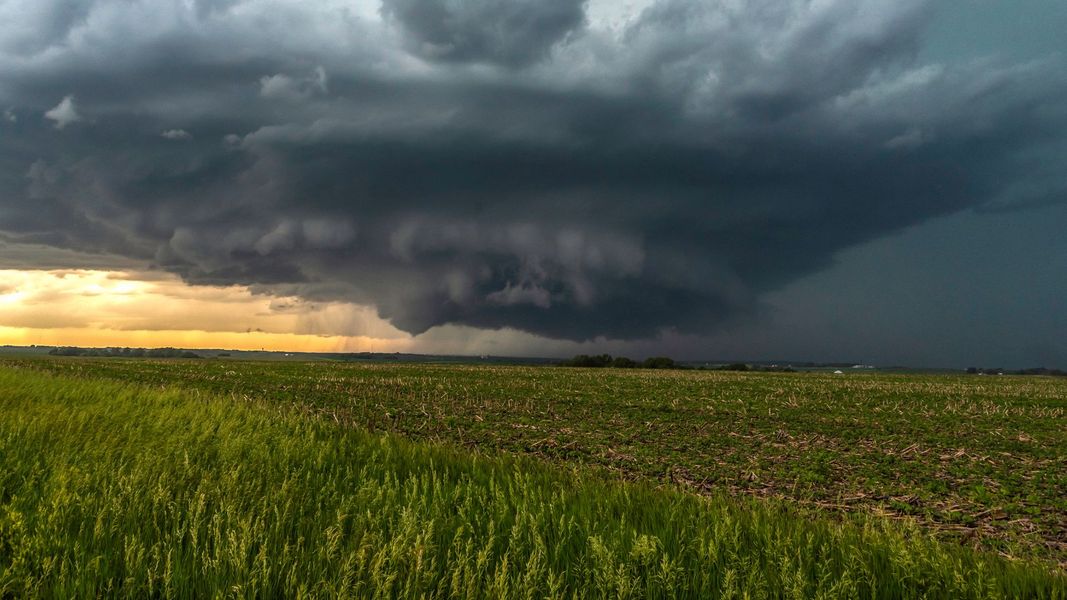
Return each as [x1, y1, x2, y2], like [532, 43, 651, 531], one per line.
[0, 268, 597, 357]
[0, 269, 413, 352]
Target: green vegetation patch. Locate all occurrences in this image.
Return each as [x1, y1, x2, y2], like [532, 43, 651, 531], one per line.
[8, 358, 1065, 566]
[1, 366, 1064, 597]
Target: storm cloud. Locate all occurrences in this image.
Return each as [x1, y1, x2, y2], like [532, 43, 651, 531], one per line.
[381, 0, 588, 66]
[1, 0, 1064, 342]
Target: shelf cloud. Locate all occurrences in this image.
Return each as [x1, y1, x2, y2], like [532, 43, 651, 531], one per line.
[1, 0, 1064, 344]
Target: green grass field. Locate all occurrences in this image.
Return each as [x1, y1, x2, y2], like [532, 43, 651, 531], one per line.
[1, 358, 1065, 597]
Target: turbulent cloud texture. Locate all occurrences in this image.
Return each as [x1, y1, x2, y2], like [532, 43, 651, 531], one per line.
[381, 0, 588, 66]
[0, 0, 1064, 342]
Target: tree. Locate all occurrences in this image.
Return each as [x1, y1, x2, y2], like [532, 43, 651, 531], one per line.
[641, 356, 676, 369]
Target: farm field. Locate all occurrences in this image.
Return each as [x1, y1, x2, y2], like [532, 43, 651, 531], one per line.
[0, 358, 1065, 597]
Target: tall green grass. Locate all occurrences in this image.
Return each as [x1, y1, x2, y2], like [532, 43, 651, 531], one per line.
[0, 367, 1062, 598]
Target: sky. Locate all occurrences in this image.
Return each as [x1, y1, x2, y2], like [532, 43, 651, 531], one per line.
[0, 0, 1065, 367]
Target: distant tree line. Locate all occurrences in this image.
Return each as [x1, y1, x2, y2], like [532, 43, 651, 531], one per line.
[965, 366, 1066, 377]
[694, 362, 798, 372]
[560, 354, 679, 369]
[560, 355, 799, 372]
[723, 363, 798, 373]
[47, 347, 202, 359]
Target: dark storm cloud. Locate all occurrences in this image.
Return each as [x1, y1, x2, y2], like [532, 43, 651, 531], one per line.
[381, 0, 587, 66]
[1, 0, 1064, 341]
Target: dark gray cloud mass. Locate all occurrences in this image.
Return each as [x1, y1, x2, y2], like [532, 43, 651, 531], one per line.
[0, 0, 1064, 344]
[381, 0, 587, 66]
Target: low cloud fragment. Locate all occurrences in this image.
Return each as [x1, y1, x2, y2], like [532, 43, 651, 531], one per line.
[161, 129, 193, 140]
[43, 95, 80, 129]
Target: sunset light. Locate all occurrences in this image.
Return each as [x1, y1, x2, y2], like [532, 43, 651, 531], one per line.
[0, 269, 408, 352]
